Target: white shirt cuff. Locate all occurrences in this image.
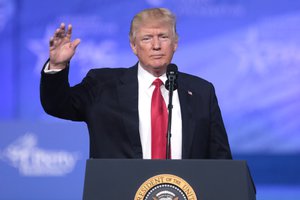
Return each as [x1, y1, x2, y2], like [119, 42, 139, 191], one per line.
[44, 62, 63, 74]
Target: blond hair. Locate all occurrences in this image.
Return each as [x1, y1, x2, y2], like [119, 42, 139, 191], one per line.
[129, 8, 178, 43]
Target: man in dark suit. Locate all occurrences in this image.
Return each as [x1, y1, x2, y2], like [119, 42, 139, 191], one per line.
[40, 8, 232, 159]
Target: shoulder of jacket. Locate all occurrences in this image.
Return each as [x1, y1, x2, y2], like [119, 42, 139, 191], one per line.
[179, 71, 212, 87]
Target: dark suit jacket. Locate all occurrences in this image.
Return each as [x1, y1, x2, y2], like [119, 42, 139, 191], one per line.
[40, 63, 232, 159]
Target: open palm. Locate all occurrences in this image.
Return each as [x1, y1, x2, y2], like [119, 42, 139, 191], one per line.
[49, 23, 80, 69]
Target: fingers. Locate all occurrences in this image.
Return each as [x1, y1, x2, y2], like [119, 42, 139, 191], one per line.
[49, 23, 80, 52]
[54, 23, 66, 38]
[56, 23, 73, 39]
[66, 24, 72, 39]
[49, 36, 54, 47]
[50, 23, 73, 47]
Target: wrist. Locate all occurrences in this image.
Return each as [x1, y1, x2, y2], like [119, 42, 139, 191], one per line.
[49, 62, 67, 70]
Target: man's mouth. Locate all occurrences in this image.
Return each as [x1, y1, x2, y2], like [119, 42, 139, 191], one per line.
[151, 54, 164, 59]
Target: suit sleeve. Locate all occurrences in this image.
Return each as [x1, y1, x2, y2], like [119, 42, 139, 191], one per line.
[40, 61, 97, 121]
[208, 83, 232, 159]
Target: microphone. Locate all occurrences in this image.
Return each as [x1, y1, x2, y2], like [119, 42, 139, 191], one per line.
[165, 63, 178, 159]
[165, 64, 178, 91]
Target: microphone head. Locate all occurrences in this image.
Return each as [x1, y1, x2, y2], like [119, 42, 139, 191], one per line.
[165, 63, 178, 90]
[166, 64, 178, 77]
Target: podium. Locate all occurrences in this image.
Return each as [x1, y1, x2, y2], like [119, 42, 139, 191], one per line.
[83, 159, 256, 200]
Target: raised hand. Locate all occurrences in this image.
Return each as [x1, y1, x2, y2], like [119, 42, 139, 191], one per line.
[49, 23, 81, 70]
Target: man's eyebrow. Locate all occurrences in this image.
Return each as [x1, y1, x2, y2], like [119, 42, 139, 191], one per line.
[158, 33, 168, 36]
[142, 34, 153, 37]
[141, 32, 168, 36]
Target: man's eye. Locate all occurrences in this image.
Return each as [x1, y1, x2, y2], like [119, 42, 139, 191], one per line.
[142, 37, 151, 41]
[160, 35, 169, 40]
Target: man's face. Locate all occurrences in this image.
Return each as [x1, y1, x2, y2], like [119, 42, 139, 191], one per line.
[130, 21, 178, 76]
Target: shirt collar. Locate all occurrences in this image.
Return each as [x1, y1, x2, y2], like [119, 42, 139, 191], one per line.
[137, 62, 167, 89]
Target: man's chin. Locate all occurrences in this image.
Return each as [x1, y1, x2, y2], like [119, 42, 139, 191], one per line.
[151, 65, 168, 73]
[149, 62, 168, 70]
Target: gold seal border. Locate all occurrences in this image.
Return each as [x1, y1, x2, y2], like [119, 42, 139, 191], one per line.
[134, 174, 197, 200]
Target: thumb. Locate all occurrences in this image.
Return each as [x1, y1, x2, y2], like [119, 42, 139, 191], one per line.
[70, 38, 81, 50]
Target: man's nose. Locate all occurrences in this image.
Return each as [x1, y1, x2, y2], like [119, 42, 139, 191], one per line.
[152, 37, 161, 50]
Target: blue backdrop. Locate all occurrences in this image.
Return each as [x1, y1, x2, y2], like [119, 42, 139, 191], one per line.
[1, 0, 300, 199]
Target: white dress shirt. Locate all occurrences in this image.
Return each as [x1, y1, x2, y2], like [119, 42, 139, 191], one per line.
[138, 63, 182, 159]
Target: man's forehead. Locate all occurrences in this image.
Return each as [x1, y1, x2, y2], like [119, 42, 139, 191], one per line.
[137, 22, 172, 34]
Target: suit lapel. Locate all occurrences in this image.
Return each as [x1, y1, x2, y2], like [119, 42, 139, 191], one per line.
[178, 76, 196, 159]
[116, 64, 142, 158]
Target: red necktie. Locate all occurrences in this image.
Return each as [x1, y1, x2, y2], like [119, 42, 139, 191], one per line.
[151, 78, 168, 159]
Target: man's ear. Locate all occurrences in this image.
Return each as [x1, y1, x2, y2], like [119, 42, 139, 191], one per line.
[173, 39, 178, 52]
[130, 41, 137, 55]
[173, 42, 178, 52]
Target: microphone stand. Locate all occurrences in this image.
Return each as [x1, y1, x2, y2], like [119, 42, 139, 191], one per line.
[166, 75, 176, 160]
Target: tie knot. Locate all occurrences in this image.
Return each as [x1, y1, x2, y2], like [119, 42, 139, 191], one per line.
[153, 78, 163, 87]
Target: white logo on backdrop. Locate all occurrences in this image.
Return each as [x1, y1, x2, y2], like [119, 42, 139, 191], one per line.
[231, 27, 300, 75]
[0, 133, 79, 176]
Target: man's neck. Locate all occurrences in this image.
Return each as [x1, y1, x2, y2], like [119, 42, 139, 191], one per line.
[139, 62, 167, 77]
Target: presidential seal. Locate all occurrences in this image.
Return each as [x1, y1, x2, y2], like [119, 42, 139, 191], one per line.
[134, 174, 197, 200]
